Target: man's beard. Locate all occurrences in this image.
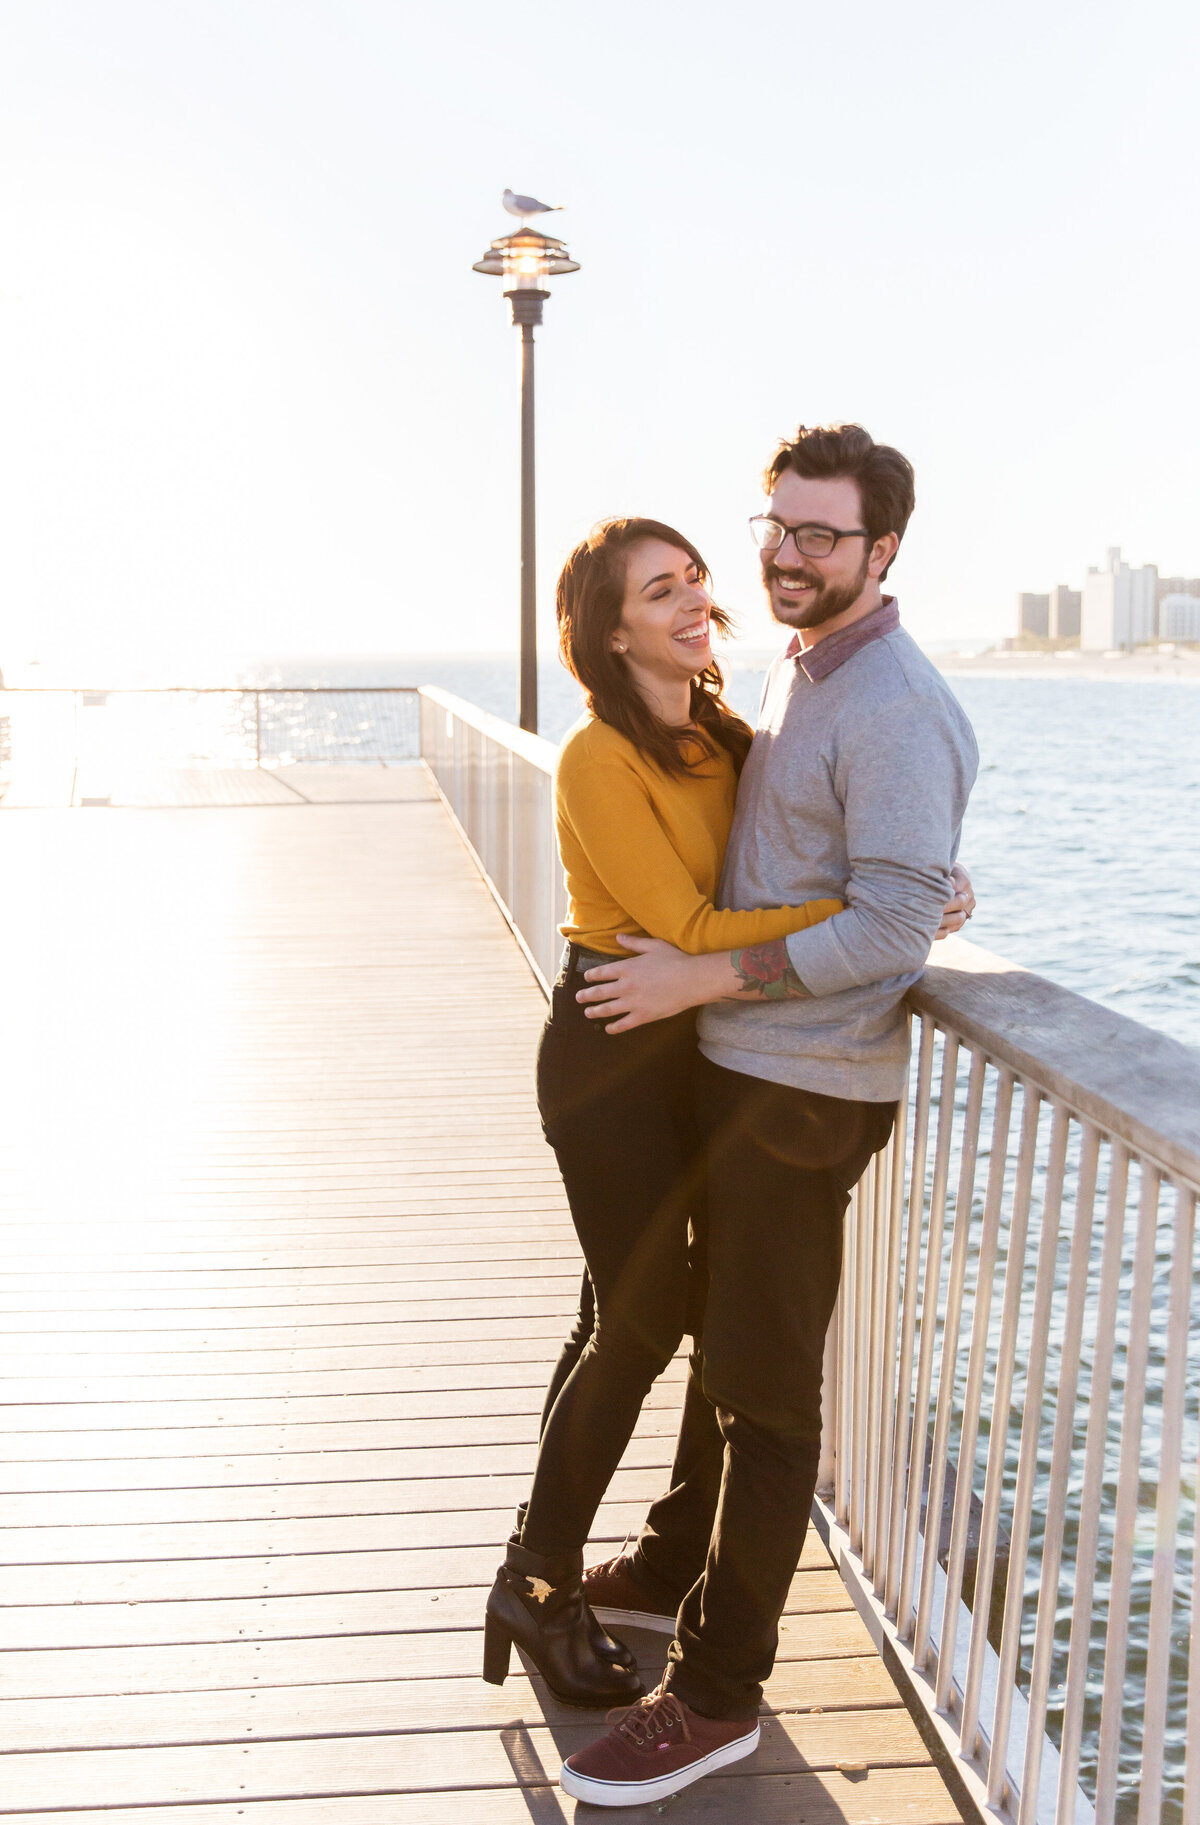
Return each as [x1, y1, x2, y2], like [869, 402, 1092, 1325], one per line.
[764, 552, 871, 629]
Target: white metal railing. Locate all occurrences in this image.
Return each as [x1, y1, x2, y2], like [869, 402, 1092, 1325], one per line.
[0, 687, 420, 803]
[418, 689, 1200, 1825]
[823, 952, 1200, 1825]
[419, 686, 564, 990]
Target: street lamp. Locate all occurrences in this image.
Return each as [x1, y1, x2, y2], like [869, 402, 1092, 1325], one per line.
[473, 224, 580, 733]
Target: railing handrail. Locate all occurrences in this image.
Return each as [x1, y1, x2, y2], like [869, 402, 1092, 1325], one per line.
[0, 685, 421, 695]
[911, 936, 1200, 1189]
[418, 685, 558, 772]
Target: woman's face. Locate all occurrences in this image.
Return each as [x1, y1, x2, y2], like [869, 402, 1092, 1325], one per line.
[610, 539, 714, 686]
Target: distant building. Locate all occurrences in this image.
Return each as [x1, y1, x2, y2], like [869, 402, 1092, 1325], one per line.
[1081, 547, 1159, 650]
[1018, 592, 1050, 638]
[1156, 575, 1200, 605]
[1048, 585, 1081, 641]
[1160, 594, 1200, 642]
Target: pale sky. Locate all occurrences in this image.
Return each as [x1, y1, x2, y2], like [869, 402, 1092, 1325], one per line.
[2, 0, 1198, 677]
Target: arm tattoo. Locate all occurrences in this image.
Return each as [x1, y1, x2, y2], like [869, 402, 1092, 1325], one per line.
[727, 938, 813, 1001]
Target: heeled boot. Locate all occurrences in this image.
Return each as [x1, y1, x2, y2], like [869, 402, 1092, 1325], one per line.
[512, 1502, 635, 1672]
[483, 1538, 644, 1708]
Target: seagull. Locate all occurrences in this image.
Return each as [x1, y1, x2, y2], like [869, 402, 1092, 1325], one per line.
[503, 188, 562, 222]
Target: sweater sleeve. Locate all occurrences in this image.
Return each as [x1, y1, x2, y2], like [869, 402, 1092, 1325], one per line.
[563, 755, 842, 955]
[782, 690, 978, 994]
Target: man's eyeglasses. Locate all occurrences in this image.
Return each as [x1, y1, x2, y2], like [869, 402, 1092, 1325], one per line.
[749, 517, 872, 559]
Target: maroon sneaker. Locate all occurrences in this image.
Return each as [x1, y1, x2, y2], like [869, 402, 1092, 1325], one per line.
[559, 1684, 760, 1806]
[582, 1552, 677, 1635]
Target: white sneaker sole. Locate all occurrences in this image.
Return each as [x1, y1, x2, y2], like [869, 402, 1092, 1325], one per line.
[559, 1718, 760, 1807]
[589, 1603, 677, 1636]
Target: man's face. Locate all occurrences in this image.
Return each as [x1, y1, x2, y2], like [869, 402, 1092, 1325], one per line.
[759, 471, 879, 631]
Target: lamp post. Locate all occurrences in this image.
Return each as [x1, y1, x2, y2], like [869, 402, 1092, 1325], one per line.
[473, 225, 580, 733]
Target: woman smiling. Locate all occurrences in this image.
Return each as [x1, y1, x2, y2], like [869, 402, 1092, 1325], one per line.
[481, 517, 844, 1707]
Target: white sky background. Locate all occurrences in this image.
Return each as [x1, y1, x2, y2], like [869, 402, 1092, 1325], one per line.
[2, 0, 1198, 677]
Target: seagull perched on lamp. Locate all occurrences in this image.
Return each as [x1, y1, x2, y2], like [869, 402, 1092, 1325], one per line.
[502, 188, 562, 222]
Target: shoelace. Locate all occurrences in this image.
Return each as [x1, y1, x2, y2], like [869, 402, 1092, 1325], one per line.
[592, 1551, 628, 1581]
[606, 1687, 692, 1749]
[590, 1529, 634, 1580]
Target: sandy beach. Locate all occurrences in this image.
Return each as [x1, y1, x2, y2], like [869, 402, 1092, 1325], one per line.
[934, 646, 1200, 681]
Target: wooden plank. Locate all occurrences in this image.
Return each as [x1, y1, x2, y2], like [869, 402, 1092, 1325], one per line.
[0, 1462, 689, 1531]
[264, 766, 434, 805]
[0, 1533, 831, 1606]
[0, 1238, 583, 1270]
[0, 1381, 686, 1433]
[0, 1274, 584, 1313]
[0, 1658, 899, 1754]
[0, 1768, 963, 1824]
[0, 1532, 834, 1607]
[3, 1571, 852, 1650]
[1, 1323, 585, 1364]
[0, 1251, 586, 1291]
[0, 1218, 579, 1241]
[0, 1346, 604, 1397]
[0, 1502, 668, 1569]
[0, 1190, 574, 1220]
[1, 1408, 680, 1462]
[0, 1330, 580, 1376]
[0, 1293, 587, 1331]
[0, 1710, 933, 1810]
[0, 1610, 880, 1698]
[0, 1359, 689, 1404]
[0, 1155, 567, 1183]
[0, 1434, 673, 1495]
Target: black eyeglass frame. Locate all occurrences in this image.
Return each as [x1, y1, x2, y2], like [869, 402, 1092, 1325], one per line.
[748, 516, 873, 558]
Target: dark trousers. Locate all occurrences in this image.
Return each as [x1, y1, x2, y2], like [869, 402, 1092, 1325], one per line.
[521, 954, 702, 1557]
[630, 1053, 895, 1720]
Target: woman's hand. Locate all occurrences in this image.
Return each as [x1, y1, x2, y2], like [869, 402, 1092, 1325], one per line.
[935, 863, 976, 941]
[577, 936, 721, 1033]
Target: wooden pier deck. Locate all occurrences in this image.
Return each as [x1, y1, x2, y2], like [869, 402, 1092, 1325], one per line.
[0, 766, 964, 1823]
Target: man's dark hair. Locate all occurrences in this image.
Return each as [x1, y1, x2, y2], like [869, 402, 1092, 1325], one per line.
[764, 424, 915, 580]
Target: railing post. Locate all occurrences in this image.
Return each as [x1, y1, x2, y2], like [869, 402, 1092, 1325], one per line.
[817, 1302, 838, 1496]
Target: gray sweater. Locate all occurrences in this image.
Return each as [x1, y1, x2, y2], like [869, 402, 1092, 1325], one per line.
[698, 615, 978, 1101]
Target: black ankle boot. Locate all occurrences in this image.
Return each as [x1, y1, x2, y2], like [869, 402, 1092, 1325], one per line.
[483, 1538, 643, 1708]
[512, 1503, 635, 1672]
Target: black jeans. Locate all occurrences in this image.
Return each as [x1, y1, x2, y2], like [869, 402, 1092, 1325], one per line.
[629, 1053, 895, 1720]
[521, 951, 703, 1557]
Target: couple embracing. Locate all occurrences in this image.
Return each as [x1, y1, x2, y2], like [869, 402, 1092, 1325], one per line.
[482, 422, 979, 1807]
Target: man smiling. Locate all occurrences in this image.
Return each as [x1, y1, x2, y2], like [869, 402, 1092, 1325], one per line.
[558, 424, 979, 1808]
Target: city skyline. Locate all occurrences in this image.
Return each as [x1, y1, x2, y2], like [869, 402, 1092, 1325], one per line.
[1017, 546, 1200, 649]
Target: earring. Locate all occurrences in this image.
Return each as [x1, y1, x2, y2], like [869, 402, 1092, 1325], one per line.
[614, 644, 627, 654]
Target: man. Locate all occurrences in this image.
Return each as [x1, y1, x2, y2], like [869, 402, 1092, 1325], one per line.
[558, 423, 979, 1808]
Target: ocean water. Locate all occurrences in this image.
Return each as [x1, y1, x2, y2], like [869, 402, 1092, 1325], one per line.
[243, 651, 1200, 1051]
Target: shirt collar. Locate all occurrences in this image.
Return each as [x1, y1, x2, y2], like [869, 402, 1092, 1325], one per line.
[785, 597, 900, 682]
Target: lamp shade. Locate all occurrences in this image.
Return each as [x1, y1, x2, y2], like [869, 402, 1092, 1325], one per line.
[472, 227, 581, 290]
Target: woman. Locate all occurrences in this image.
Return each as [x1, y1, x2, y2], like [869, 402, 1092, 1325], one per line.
[480, 515, 867, 1704]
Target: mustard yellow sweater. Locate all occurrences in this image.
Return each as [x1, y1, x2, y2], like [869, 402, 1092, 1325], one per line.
[556, 716, 842, 956]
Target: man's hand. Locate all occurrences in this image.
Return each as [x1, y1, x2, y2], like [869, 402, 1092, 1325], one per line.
[935, 863, 976, 941]
[577, 936, 727, 1034]
[581, 861, 977, 1033]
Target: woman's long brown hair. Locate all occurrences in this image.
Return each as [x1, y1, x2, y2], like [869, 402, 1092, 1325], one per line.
[555, 517, 752, 778]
